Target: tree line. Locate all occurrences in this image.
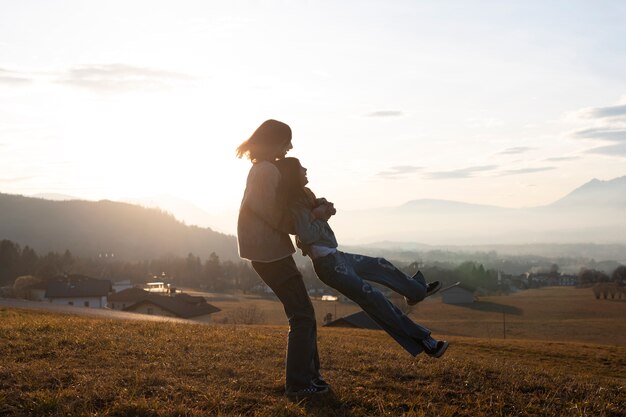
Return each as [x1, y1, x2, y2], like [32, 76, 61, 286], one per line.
[0, 239, 258, 292]
[578, 266, 626, 285]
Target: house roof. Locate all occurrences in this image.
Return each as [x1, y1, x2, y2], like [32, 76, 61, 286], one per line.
[25, 281, 48, 290]
[108, 287, 149, 302]
[173, 293, 207, 304]
[111, 288, 220, 318]
[440, 283, 476, 294]
[323, 310, 381, 330]
[45, 277, 111, 298]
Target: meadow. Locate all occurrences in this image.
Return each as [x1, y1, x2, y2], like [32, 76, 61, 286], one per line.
[209, 286, 626, 346]
[1, 296, 624, 416]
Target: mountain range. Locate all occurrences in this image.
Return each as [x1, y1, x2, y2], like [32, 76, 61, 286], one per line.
[330, 176, 626, 245]
[0, 193, 239, 261]
[3, 176, 625, 261]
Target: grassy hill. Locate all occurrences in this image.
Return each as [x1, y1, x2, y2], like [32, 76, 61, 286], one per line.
[0, 193, 238, 261]
[1, 307, 624, 417]
[207, 287, 626, 347]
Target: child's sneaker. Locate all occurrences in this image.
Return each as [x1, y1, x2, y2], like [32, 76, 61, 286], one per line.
[426, 281, 442, 297]
[422, 336, 449, 358]
[406, 271, 428, 305]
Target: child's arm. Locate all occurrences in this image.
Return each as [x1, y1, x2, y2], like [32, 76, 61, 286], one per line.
[291, 204, 328, 245]
[306, 187, 336, 221]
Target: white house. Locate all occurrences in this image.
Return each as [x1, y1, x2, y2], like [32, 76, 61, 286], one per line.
[45, 276, 111, 308]
[108, 288, 220, 322]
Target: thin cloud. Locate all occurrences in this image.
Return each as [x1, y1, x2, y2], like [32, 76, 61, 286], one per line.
[377, 165, 422, 179]
[569, 100, 626, 159]
[56, 64, 195, 92]
[572, 127, 626, 142]
[580, 103, 626, 119]
[499, 167, 556, 176]
[0, 175, 36, 183]
[586, 142, 626, 157]
[424, 165, 498, 179]
[544, 156, 579, 162]
[0, 68, 31, 85]
[498, 146, 534, 155]
[366, 110, 404, 118]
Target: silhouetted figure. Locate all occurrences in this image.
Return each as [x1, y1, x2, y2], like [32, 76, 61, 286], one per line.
[274, 157, 448, 358]
[236, 120, 329, 398]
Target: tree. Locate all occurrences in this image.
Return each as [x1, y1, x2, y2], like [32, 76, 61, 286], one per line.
[61, 249, 74, 274]
[184, 253, 203, 286]
[238, 261, 259, 293]
[204, 252, 223, 291]
[549, 263, 560, 278]
[0, 240, 20, 285]
[36, 252, 63, 279]
[19, 246, 39, 276]
[612, 265, 626, 284]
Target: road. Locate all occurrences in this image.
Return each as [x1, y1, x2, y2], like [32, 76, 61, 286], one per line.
[0, 297, 201, 325]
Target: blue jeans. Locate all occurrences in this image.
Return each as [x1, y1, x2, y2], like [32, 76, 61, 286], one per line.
[313, 251, 431, 356]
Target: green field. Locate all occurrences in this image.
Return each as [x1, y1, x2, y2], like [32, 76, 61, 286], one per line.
[1, 298, 624, 416]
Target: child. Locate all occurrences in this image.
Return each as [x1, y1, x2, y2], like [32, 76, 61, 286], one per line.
[274, 157, 448, 358]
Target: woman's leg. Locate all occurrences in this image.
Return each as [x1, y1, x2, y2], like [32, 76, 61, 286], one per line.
[342, 252, 427, 303]
[252, 257, 319, 392]
[313, 252, 430, 356]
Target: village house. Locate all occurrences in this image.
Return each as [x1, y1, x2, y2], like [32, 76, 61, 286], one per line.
[323, 310, 380, 330]
[108, 288, 220, 322]
[527, 272, 579, 287]
[441, 284, 476, 304]
[112, 279, 133, 293]
[25, 280, 48, 301]
[44, 275, 111, 308]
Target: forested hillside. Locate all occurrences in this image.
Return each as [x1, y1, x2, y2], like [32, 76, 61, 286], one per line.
[0, 193, 239, 261]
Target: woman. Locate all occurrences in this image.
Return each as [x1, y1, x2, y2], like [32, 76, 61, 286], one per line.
[274, 157, 448, 358]
[236, 120, 330, 398]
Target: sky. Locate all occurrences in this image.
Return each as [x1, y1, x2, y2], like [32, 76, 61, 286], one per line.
[2, 1, 626, 234]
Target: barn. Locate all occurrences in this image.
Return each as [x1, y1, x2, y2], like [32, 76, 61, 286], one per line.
[441, 284, 475, 304]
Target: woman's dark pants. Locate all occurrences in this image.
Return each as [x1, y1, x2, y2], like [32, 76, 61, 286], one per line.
[252, 256, 320, 392]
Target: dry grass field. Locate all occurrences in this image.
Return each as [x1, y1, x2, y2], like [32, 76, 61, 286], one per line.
[1, 305, 624, 417]
[208, 286, 626, 346]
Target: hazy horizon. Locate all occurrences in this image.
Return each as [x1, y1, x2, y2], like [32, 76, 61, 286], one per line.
[2, 1, 626, 244]
[13, 173, 626, 248]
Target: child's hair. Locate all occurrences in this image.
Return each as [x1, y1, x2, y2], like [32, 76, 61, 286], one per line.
[236, 119, 292, 162]
[274, 157, 315, 209]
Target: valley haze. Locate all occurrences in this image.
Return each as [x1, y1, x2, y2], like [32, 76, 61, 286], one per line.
[16, 175, 626, 262]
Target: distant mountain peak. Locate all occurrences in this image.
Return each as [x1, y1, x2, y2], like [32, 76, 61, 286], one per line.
[551, 174, 626, 207]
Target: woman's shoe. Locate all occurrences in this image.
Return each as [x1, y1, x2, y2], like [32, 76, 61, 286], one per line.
[312, 377, 330, 389]
[286, 384, 329, 399]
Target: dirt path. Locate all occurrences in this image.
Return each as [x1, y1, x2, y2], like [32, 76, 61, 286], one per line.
[0, 297, 201, 325]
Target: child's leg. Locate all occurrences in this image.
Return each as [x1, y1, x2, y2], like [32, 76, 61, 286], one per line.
[344, 252, 427, 303]
[313, 252, 430, 356]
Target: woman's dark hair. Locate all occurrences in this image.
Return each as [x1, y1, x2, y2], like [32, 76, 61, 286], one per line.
[236, 119, 292, 162]
[274, 157, 312, 209]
